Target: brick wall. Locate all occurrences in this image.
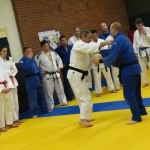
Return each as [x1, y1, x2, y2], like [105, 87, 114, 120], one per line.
[12, 0, 129, 55]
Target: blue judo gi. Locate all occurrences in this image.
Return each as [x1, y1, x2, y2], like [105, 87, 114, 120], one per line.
[55, 45, 74, 101]
[19, 57, 48, 117]
[99, 31, 110, 40]
[102, 32, 147, 122]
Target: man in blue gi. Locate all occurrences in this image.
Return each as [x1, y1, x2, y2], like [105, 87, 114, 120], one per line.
[99, 23, 110, 40]
[94, 22, 147, 125]
[19, 47, 48, 118]
[55, 35, 74, 101]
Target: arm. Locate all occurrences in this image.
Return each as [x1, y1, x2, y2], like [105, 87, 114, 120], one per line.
[55, 53, 63, 73]
[74, 40, 113, 54]
[145, 27, 150, 41]
[133, 32, 139, 53]
[102, 42, 121, 68]
[56, 53, 63, 68]
[68, 38, 73, 46]
[35, 54, 41, 67]
[8, 58, 18, 77]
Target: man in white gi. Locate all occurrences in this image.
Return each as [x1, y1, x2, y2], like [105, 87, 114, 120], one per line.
[68, 26, 80, 45]
[105, 35, 120, 90]
[35, 40, 67, 112]
[67, 30, 113, 127]
[133, 18, 150, 87]
[91, 30, 116, 97]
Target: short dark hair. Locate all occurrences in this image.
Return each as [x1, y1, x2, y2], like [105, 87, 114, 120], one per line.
[135, 18, 143, 25]
[40, 40, 49, 47]
[80, 30, 91, 38]
[23, 47, 31, 54]
[59, 35, 67, 41]
[91, 30, 97, 34]
[0, 45, 9, 60]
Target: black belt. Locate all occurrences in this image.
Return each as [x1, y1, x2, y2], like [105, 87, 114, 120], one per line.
[46, 71, 56, 75]
[97, 64, 108, 72]
[69, 66, 88, 80]
[46, 71, 59, 82]
[25, 73, 39, 77]
[119, 60, 138, 70]
[139, 47, 150, 62]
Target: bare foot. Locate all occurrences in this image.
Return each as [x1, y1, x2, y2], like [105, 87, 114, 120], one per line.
[48, 109, 54, 112]
[9, 124, 19, 128]
[60, 103, 68, 106]
[32, 115, 38, 118]
[103, 86, 108, 90]
[86, 119, 95, 122]
[126, 120, 140, 125]
[96, 93, 101, 97]
[13, 121, 20, 125]
[116, 88, 120, 91]
[79, 120, 94, 127]
[17, 120, 23, 123]
[111, 90, 117, 93]
[0, 127, 7, 132]
[142, 83, 148, 87]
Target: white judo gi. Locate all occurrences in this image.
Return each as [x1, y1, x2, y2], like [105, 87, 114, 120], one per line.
[35, 50, 67, 110]
[68, 35, 80, 46]
[105, 35, 120, 90]
[133, 26, 150, 85]
[7, 57, 19, 121]
[0, 57, 19, 122]
[0, 62, 14, 127]
[67, 40, 101, 120]
[91, 39, 115, 94]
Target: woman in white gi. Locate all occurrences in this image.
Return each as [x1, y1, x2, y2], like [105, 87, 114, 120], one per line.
[0, 65, 10, 132]
[35, 40, 67, 112]
[0, 47, 18, 128]
[67, 30, 112, 127]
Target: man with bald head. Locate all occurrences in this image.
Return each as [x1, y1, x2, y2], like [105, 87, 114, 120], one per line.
[68, 26, 80, 45]
[99, 23, 110, 40]
[94, 22, 147, 125]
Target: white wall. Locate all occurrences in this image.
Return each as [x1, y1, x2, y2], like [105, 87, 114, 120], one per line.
[0, 0, 23, 62]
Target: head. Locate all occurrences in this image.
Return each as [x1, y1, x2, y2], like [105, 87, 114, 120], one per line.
[80, 30, 92, 43]
[91, 30, 98, 42]
[135, 18, 144, 31]
[101, 23, 108, 33]
[0, 46, 9, 60]
[59, 35, 68, 47]
[110, 22, 122, 37]
[23, 47, 33, 58]
[74, 26, 80, 37]
[40, 40, 50, 52]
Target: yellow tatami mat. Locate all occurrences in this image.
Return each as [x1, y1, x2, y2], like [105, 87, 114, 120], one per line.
[1, 71, 150, 150]
[0, 108, 150, 150]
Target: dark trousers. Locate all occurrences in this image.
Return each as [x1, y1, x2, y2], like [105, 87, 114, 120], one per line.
[62, 67, 74, 100]
[27, 86, 48, 117]
[121, 72, 147, 121]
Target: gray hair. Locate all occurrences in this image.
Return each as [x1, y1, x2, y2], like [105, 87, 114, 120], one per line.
[80, 30, 91, 38]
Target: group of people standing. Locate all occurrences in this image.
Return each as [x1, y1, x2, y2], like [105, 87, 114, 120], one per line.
[0, 18, 149, 131]
[67, 19, 149, 127]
